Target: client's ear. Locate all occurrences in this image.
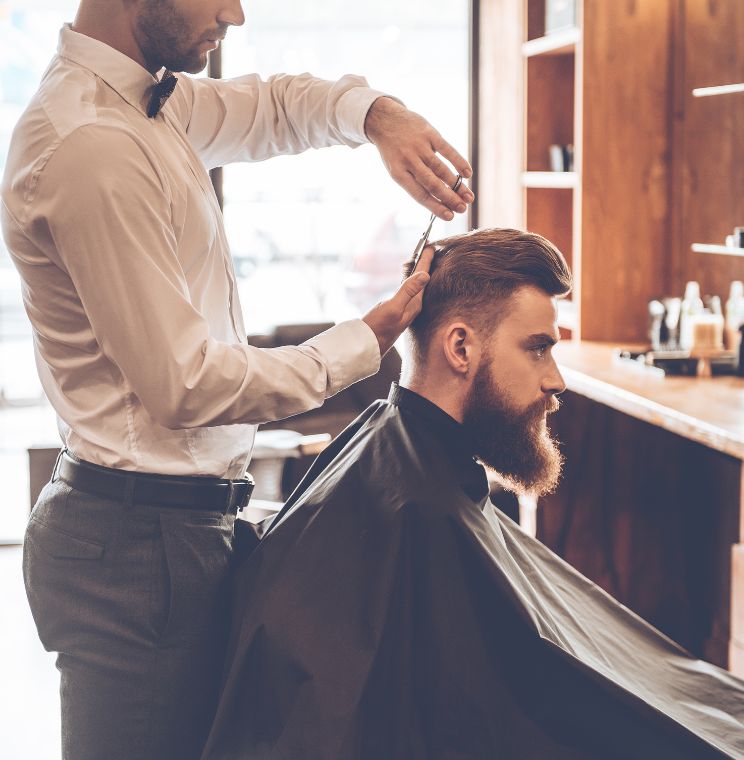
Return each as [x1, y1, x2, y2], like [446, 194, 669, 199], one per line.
[442, 322, 477, 377]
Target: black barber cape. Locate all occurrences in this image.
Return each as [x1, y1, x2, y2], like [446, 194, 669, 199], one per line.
[202, 384, 744, 760]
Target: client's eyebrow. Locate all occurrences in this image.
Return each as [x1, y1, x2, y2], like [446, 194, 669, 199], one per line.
[523, 332, 559, 346]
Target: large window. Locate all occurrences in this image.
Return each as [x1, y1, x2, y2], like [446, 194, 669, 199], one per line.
[221, 0, 471, 333]
[0, 1, 471, 540]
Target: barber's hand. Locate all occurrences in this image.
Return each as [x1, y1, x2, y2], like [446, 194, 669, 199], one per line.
[362, 245, 435, 356]
[365, 97, 474, 221]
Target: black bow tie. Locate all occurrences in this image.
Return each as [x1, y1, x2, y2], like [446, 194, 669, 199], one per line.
[147, 71, 178, 118]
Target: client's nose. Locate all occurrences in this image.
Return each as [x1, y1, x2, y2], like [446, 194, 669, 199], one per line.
[542, 360, 566, 396]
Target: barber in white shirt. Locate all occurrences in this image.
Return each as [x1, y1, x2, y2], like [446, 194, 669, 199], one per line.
[0, 1, 473, 759]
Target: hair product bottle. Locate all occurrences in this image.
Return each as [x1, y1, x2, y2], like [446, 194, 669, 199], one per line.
[679, 281, 704, 351]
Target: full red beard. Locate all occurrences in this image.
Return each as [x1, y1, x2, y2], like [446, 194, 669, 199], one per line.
[462, 360, 563, 497]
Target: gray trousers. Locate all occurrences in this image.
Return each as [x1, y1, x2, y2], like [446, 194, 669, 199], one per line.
[23, 476, 238, 760]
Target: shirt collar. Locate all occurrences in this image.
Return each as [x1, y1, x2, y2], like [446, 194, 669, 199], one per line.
[57, 24, 160, 117]
[387, 383, 490, 504]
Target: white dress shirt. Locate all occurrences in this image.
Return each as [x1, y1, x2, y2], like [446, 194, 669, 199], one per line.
[1, 25, 382, 478]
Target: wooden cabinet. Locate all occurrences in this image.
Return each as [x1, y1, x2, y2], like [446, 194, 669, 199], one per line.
[543, 341, 744, 673]
[477, 0, 674, 343]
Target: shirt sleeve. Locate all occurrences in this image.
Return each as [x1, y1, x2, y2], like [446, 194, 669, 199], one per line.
[168, 72, 388, 169]
[30, 124, 381, 429]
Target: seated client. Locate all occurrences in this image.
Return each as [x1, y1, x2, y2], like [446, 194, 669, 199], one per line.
[202, 228, 744, 760]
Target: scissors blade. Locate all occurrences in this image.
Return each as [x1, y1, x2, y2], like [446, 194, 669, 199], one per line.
[411, 236, 429, 270]
[411, 215, 435, 270]
[410, 173, 464, 271]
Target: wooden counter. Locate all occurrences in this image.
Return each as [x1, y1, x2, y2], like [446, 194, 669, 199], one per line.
[542, 341, 744, 677]
[554, 341, 744, 460]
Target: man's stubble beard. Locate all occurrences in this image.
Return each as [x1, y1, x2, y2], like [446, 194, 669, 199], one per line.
[462, 359, 564, 497]
[136, 0, 207, 74]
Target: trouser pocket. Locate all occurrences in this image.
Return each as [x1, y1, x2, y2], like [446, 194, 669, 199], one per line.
[23, 516, 106, 652]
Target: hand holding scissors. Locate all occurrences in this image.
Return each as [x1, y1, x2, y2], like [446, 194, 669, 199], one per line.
[411, 174, 463, 270]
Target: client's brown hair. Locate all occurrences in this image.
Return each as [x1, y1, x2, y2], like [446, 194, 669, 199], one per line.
[404, 228, 572, 362]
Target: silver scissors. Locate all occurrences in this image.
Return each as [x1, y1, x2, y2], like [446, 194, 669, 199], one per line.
[410, 174, 463, 270]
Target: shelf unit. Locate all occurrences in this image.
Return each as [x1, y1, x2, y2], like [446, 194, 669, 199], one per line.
[669, 1, 744, 309]
[477, 0, 674, 343]
[692, 244, 744, 257]
[521, 26, 580, 57]
[522, 7, 578, 334]
[692, 83, 744, 98]
[686, 80, 744, 285]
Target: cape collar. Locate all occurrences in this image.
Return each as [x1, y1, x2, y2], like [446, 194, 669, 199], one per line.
[387, 383, 489, 503]
[57, 24, 161, 117]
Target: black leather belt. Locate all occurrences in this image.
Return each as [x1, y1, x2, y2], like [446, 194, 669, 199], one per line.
[54, 451, 254, 514]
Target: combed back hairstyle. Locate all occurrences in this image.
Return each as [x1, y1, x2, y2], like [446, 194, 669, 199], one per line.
[403, 227, 572, 362]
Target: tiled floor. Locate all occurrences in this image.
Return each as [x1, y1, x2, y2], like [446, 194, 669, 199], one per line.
[1, 545, 61, 760]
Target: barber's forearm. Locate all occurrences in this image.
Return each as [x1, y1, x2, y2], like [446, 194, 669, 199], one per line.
[147, 319, 380, 430]
[183, 73, 389, 169]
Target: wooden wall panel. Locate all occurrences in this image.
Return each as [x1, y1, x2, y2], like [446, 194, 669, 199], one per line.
[580, 0, 674, 343]
[526, 188, 573, 271]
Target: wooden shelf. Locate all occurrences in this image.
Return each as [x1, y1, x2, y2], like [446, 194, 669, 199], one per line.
[692, 83, 744, 98]
[522, 28, 580, 57]
[522, 171, 577, 189]
[480, 0, 676, 343]
[692, 243, 744, 257]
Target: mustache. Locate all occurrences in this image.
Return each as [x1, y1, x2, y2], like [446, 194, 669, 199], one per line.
[201, 26, 229, 42]
[530, 394, 560, 419]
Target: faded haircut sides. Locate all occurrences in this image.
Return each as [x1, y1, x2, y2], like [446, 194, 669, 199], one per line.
[403, 227, 573, 364]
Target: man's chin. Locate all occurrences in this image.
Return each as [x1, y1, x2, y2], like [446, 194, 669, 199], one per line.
[187, 53, 210, 74]
[165, 51, 209, 75]
[485, 468, 561, 499]
[479, 436, 564, 498]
